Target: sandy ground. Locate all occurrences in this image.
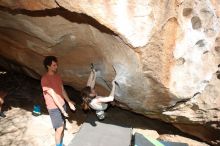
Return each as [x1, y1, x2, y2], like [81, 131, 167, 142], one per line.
[0, 106, 85, 146]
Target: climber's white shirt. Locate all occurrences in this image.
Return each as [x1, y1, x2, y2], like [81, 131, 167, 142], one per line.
[89, 95, 114, 110]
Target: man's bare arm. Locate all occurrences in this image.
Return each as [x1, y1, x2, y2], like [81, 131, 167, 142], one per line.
[46, 88, 68, 117]
[62, 86, 76, 111]
[95, 80, 116, 103]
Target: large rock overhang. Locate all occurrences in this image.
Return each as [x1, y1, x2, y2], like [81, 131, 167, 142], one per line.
[0, 1, 220, 145]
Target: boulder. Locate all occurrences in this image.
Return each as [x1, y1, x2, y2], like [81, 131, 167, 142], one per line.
[0, 0, 219, 145]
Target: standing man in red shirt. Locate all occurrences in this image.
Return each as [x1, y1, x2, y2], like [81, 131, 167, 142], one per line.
[41, 56, 76, 146]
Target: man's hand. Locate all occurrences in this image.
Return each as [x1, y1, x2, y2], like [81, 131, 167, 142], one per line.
[68, 101, 76, 111]
[62, 110, 69, 118]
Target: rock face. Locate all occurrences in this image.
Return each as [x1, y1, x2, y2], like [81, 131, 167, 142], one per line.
[0, 0, 219, 145]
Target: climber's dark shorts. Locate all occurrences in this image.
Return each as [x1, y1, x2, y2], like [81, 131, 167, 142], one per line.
[48, 104, 66, 129]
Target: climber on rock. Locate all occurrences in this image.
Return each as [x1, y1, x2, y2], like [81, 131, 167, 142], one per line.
[81, 64, 117, 120]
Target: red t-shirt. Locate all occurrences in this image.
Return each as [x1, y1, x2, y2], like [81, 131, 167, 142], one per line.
[41, 73, 65, 109]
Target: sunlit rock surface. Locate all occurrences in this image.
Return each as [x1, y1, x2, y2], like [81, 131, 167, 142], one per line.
[0, 0, 219, 145]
